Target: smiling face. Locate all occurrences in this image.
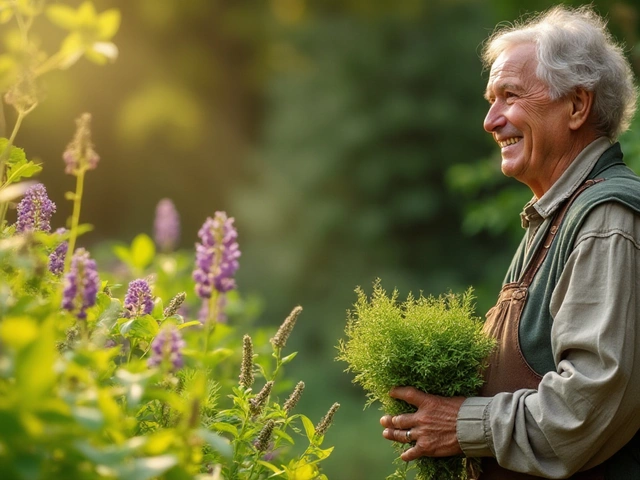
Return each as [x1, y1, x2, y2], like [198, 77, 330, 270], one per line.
[483, 43, 588, 197]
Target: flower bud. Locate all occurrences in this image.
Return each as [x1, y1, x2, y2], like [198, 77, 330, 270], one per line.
[270, 306, 302, 350]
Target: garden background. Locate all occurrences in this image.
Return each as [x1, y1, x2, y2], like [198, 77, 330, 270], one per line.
[7, 0, 640, 478]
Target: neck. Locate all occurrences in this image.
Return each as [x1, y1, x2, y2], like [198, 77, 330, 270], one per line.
[529, 130, 601, 198]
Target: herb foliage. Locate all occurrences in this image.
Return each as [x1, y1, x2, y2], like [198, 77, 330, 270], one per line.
[337, 280, 495, 479]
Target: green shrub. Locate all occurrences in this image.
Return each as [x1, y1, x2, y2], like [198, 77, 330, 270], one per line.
[337, 280, 495, 480]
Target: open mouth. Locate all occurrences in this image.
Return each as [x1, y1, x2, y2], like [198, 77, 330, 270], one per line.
[498, 137, 521, 148]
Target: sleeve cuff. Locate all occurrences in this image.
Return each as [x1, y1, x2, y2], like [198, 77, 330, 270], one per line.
[457, 396, 495, 457]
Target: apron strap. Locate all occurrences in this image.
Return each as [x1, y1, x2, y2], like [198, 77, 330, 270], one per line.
[519, 178, 604, 288]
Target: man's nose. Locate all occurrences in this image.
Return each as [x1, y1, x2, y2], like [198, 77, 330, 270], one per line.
[483, 102, 506, 133]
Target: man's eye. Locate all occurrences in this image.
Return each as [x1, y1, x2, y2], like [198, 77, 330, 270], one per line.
[505, 92, 517, 99]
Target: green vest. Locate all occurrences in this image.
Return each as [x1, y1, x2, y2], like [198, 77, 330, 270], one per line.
[504, 142, 640, 478]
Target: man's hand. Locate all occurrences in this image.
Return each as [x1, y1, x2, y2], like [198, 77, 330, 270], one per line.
[380, 386, 465, 461]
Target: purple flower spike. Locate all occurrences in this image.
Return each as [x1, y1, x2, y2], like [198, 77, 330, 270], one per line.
[16, 183, 56, 233]
[49, 229, 68, 276]
[193, 211, 240, 299]
[148, 326, 186, 371]
[62, 248, 100, 319]
[124, 279, 154, 317]
[154, 198, 180, 252]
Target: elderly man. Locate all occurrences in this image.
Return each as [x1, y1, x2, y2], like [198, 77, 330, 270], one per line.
[380, 5, 640, 479]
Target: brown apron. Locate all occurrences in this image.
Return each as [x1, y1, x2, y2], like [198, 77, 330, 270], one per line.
[478, 179, 606, 480]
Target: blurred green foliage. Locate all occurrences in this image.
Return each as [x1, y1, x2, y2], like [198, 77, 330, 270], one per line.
[3, 0, 640, 478]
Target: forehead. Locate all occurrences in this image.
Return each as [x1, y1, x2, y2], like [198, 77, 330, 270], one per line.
[487, 43, 538, 88]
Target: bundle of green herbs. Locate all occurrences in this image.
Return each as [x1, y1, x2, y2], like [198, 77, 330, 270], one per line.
[337, 280, 496, 480]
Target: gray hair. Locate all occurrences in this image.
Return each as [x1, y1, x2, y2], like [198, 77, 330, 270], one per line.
[482, 5, 637, 140]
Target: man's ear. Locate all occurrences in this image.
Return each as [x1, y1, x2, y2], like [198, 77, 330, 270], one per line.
[568, 87, 594, 131]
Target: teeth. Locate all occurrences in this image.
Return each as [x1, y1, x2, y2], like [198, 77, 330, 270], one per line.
[498, 137, 520, 148]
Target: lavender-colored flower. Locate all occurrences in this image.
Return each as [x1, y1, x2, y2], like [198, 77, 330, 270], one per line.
[124, 279, 154, 317]
[62, 248, 100, 320]
[15, 183, 56, 233]
[148, 326, 186, 371]
[193, 212, 240, 298]
[48, 228, 68, 276]
[154, 198, 180, 252]
[63, 113, 100, 175]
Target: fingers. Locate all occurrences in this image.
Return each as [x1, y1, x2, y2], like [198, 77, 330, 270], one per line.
[379, 413, 412, 429]
[389, 386, 427, 407]
[401, 445, 421, 462]
[382, 427, 414, 444]
[380, 415, 393, 427]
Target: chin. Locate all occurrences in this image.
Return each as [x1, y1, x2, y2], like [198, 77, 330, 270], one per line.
[500, 161, 518, 179]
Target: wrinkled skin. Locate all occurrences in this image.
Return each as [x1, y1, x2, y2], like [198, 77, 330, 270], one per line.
[380, 386, 465, 461]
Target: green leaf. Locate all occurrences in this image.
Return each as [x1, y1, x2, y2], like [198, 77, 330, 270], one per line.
[77, 1, 97, 24]
[205, 347, 233, 363]
[197, 429, 233, 459]
[71, 406, 104, 431]
[112, 244, 133, 266]
[114, 369, 156, 407]
[76, 223, 94, 236]
[46, 4, 81, 30]
[97, 9, 121, 39]
[0, 315, 39, 350]
[75, 439, 138, 467]
[256, 460, 284, 475]
[162, 314, 184, 325]
[210, 422, 238, 438]
[274, 427, 295, 445]
[14, 319, 56, 405]
[130, 234, 155, 270]
[58, 33, 84, 67]
[120, 315, 159, 340]
[151, 297, 163, 319]
[145, 430, 176, 455]
[176, 320, 201, 330]
[310, 446, 334, 462]
[96, 297, 123, 331]
[300, 415, 315, 442]
[114, 455, 178, 480]
[0, 138, 26, 164]
[5, 161, 42, 184]
[281, 351, 298, 365]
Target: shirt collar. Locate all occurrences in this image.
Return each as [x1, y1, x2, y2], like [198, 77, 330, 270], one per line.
[519, 137, 612, 228]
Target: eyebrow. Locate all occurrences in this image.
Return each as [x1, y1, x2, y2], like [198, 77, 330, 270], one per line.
[484, 82, 523, 101]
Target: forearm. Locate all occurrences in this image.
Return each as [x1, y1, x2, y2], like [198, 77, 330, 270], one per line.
[458, 205, 640, 476]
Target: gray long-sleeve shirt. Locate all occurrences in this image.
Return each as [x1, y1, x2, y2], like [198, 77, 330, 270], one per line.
[457, 137, 640, 478]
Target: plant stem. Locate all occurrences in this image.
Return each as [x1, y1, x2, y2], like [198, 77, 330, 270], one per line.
[63, 167, 86, 275]
[34, 50, 66, 78]
[229, 408, 250, 479]
[246, 458, 260, 480]
[0, 107, 30, 227]
[204, 290, 219, 354]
